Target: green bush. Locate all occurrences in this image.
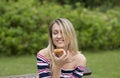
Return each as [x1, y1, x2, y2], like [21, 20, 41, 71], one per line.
[45, 0, 120, 9]
[0, 0, 49, 55]
[0, 0, 120, 55]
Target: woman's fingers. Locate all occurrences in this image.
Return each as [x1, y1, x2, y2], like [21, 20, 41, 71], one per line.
[52, 50, 70, 66]
[63, 50, 70, 61]
[59, 50, 67, 59]
[52, 52, 59, 61]
[59, 50, 70, 62]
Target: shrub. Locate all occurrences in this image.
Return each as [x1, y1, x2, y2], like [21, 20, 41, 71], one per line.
[0, 1, 120, 55]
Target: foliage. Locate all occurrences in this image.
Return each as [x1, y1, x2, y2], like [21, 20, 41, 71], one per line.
[0, 0, 120, 55]
[44, 0, 120, 9]
[0, 0, 48, 55]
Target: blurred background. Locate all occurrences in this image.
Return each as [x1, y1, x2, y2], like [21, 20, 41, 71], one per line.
[0, 0, 120, 78]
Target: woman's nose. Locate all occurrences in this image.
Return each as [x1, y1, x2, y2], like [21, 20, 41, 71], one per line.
[57, 33, 62, 38]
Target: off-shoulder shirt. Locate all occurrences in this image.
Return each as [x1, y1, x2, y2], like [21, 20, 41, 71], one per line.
[37, 53, 85, 78]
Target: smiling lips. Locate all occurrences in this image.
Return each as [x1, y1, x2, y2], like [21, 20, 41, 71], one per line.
[56, 40, 64, 43]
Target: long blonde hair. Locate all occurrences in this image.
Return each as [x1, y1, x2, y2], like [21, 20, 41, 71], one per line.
[47, 18, 79, 73]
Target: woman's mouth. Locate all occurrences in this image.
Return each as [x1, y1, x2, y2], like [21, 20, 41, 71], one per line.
[57, 40, 64, 43]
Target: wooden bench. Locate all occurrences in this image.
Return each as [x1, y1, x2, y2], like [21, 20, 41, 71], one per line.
[83, 67, 92, 78]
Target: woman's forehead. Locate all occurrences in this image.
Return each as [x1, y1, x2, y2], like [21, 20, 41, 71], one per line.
[52, 23, 61, 30]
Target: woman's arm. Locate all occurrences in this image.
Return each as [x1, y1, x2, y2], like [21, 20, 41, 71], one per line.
[52, 66, 61, 78]
[37, 51, 51, 78]
[72, 53, 87, 78]
[51, 50, 70, 78]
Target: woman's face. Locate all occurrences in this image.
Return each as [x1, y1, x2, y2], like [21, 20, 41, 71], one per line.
[52, 23, 65, 49]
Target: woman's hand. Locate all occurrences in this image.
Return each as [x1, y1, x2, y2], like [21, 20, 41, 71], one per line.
[52, 50, 70, 68]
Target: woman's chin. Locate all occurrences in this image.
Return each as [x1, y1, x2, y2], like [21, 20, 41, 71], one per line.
[56, 46, 64, 49]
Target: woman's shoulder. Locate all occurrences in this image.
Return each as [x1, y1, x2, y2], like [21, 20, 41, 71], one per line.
[74, 52, 87, 67]
[37, 48, 50, 59]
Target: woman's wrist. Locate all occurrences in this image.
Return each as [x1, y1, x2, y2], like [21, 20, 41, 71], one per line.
[54, 65, 61, 70]
[52, 65, 61, 78]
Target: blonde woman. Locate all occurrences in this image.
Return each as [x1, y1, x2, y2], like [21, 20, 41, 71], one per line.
[37, 18, 87, 78]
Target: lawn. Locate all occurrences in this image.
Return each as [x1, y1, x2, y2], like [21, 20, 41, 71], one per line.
[0, 50, 120, 78]
[84, 49, 120, 78]
[0, 55, 37, 77]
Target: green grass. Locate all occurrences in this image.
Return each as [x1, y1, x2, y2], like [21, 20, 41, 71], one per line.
[0, 50, 120, 78]
[84, 49, 120, 78]
[0, 55, 37, 77]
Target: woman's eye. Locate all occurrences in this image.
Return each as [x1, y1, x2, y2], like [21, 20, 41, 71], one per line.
[53, 31, 58, 35]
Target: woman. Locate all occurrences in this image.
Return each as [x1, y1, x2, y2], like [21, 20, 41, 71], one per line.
[37, 18, 87, 78]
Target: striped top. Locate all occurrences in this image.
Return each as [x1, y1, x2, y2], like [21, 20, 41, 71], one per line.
[37, 53, 85, 78]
